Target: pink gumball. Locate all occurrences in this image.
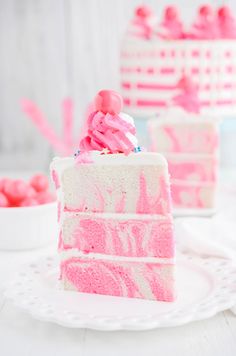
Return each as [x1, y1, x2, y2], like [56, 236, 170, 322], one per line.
[199, 5, 213, 18]
[136, 5, 152, 18]
[4, 179, 29, 203]
[0, 178, 11, 193]
[94, 90, 123, 115]
[165, 6, 178, 21]
[20, 197, 38, 207]
[218, 6, 231, 19]
[0, 192, 9, 207]
[30, 174, 49, 192]
[36, 191, 55, 205]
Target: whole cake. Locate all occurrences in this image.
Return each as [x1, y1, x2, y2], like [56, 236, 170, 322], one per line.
[121, 5, 236, 118]
[51, 90, 175, 301]
[148, 77, 219, 212]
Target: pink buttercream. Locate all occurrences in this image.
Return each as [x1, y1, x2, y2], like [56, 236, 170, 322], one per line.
[158, 6, 184, 39]
[218, 6, 236, 39]
[173, 76, 201, 113]
[79, 90, 137, 155]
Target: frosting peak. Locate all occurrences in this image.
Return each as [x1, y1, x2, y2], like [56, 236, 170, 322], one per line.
[217, 6, 236, 39]
[79, 90, 138, 155]
[189, 5, 219, 39]
[158, 6, 184, 40]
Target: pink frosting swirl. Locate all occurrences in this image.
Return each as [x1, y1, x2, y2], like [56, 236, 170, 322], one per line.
[79, 90, 137, 155]
[188, 5, 219, 39]
[172, 76, 201, 113]
[157, 6, 184, 40]
[218, 6, 236, 39]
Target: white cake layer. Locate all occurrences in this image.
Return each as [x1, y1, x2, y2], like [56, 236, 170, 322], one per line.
[51, 152, 172, 214]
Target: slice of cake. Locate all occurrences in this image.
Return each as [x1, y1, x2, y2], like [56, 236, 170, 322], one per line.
[148, 79, 219, 212]
[51, 90, 175, 301]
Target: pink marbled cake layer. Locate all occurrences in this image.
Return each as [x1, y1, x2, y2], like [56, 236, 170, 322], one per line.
[167, 155, 217, 183]
[53, 155, 171, 215]
[60, 256, 175, 301]
[171, 181, 216, 209]
[149, 119, 219, 154]
[61, 213, 174, 258]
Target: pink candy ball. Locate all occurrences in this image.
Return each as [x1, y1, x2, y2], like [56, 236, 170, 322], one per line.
[94, 90, 123, 115]
[20, 197, 39, 207]
[0, 192, 9, 207]
[36, 191, 55, 205]
[218, 6, 231, 19]
[199, 5, 213, 18]
[136, 5, 152, 18]
[30, 174, 49, 192]
[165, 6, 178, 21]
[0, 178, 11, 192]
[4, 179, 29, 203]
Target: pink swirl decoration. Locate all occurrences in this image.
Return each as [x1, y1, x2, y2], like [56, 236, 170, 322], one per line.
[79, 90, 137, 155]
[157, 6, 184, 40]
[218, 6, 236, 39]
[172, 76, 201, 113]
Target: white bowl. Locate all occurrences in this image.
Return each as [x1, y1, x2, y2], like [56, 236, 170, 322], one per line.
[0, 202, 58, 250]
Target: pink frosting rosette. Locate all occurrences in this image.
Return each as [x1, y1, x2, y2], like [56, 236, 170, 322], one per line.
[157, 6, 184, 40]
[79, 90, 138, 156]
[217, 6, 236, 39]
[188, 5, 219, 39]
[127, 5, 156, 39]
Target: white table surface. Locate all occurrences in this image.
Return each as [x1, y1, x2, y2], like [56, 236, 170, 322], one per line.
[0, 244, 236, 356]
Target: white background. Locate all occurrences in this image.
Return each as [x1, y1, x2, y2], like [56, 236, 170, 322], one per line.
[1, 0, 236, 170]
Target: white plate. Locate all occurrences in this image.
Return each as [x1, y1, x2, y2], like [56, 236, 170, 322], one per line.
[5, 254, 236, 331]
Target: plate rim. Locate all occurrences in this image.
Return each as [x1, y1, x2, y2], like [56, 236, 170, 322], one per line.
[4, 253, 236, 331]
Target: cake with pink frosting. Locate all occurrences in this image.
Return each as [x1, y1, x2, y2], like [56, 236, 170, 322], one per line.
[51, 90, 175, 301]
[148, 77, 219, 212]
[121, 5, 236, 117]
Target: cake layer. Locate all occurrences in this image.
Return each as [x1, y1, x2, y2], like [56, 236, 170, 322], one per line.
[148, 116, 219, 154]
[171, 180, 216, 209]
[61, 212, 174, 258]
[60, 255, 175, 301]
[166, 154, 217, 183]
[51, 153, 171, 215]
[121, 39, 236, 117]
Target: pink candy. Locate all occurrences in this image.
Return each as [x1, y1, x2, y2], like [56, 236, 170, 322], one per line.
[0, 174, 55, 208]
[30, 174, 49, 192]
[0, 192, 9, 207]
[94, 90, 123, 115]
